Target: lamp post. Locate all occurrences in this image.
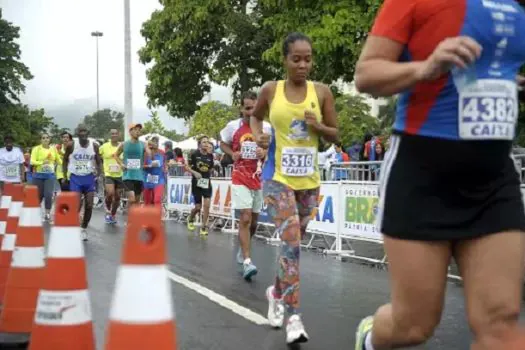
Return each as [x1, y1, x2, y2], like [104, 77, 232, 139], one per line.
[91, 31, 103, 111]
[124, 0, 133, 141]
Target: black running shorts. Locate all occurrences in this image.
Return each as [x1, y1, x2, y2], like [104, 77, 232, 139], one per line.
[123, 180, 143, 197]
[377, 133, 525, 241]
[191, 181, 212, 205]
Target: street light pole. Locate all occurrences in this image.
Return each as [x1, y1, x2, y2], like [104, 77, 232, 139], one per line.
[124, 0, 133, 141]
[91, 31, 103, 112]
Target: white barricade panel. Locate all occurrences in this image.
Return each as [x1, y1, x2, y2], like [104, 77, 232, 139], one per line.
[210, 179, 233, 217]
[167, 177, 193, 212]
[339, 183, 383, 242]
[307, 182, 339, 236]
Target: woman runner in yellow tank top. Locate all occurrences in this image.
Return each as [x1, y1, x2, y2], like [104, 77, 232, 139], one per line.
[251, 32, 338, 345]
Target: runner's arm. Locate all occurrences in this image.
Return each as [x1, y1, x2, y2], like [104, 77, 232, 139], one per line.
[62, 144, 73, 179]
[251, 81, 273, 137]
[30, 147, 43, 167]
[94, 144, 102, 176]
[314, 84, 339, 143]
[219, 142, 235, 158]
[18, 149, 25, 183]
[113, 143, 125, 169]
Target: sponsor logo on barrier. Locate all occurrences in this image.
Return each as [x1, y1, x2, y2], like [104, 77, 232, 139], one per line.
[170, 183, 194, 205]
[341, 185, 381, 240]
[312, 195, 334, 223]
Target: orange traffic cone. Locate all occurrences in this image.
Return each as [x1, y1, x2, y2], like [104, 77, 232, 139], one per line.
[0, 186, 45, 346]
[0, 183, 14, 248]
[105, 206, 177, 350]
[29, 192, 95, 350]
[0, 184, 24, 305]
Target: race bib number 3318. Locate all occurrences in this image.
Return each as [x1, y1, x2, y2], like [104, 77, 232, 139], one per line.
[459, 79, 518, 140]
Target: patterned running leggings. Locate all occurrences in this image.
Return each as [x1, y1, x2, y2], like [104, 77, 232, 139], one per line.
[263, 180, 319, 315]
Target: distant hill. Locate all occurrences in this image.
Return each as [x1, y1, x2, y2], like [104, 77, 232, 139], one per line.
[41, 99, 188, 134]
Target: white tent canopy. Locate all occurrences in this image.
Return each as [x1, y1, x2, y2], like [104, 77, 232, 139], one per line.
[174, 136, 217, 151]
[139, 133, 175, 147]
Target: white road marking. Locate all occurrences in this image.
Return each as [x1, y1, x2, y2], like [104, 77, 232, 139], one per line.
[167, 270, 269, 326]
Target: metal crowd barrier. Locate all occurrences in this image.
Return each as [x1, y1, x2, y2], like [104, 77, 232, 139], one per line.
[163, 159, 525, 283]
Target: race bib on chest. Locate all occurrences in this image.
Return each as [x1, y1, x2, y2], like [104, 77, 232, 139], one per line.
[146, 174, 159, 184]
[281, 147, 315, 177]
[75, 161, 91, 175]
[459, 79, 518, 140]
[197, 178, 209, 189]
[127, 159, 141, 170]
[41, 164, 54, 173]
[4, 165, 19, 178]
[240, 141, 257, 160]
[109, 164, 120, 173]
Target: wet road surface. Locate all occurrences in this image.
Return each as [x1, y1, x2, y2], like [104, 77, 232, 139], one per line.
[41, 210, 524, 350]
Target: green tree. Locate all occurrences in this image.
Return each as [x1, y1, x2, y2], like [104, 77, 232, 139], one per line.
[336, 94, 378, 147]
[142, 111, 167, 135]
[139, 0, 280, 119]
[0, 9, 33, 105]
[188, 101, 238, 140]
[260, 0, 382, 83]
[79, 109, 124, 140]
[0, 105, 54, 148]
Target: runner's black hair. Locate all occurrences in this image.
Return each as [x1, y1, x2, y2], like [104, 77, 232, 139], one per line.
[282, 32, 312, 57]
[240, 91, 257, 105]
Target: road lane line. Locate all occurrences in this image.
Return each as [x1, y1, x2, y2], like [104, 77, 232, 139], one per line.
[167, 270, 269, 326]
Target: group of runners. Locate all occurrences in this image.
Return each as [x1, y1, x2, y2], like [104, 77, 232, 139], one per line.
[0, 122, 170, 241]
[1, 0, 525, 347]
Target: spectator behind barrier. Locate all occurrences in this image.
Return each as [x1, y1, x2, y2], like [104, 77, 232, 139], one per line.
[333, 142, 349, 180]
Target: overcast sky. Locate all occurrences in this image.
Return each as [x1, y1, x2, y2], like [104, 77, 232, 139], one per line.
[1, 0, 232, 132]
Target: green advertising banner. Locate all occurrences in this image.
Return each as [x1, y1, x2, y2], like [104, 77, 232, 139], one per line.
[340, 184, 382, 241]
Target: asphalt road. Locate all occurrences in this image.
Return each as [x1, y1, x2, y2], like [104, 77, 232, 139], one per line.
[35, 210, 524, 350]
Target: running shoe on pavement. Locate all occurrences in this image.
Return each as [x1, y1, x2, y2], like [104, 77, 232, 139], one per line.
[266, 285, 284, 328]
[200, 228, 208, 236]
[104, 214, 112, 224]
[355, 316, 374, 350]
[187, 221, 195, 231]
[242, 260, 258, 280]
[286, 314, 309, 344]
[111, 215, 117, 225]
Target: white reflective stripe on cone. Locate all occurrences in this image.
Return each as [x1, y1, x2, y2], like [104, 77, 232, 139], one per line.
[7, 201, 23, 217]
[34, 289, 92, 326]
[109, 265, 174, 323]
[11, 246, 45, 268]
[1, 234, 16, 251]
[47, 227, 84, 259]
[0, 222, 5, 235]
[18, 207, 43, 227]
[0, 196, 11, 209]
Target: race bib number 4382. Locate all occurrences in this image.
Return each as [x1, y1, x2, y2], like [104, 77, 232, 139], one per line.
[459, 79, 518, 140]
[281, 147, 315, 177]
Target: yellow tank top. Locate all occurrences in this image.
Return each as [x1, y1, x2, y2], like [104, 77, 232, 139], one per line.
[268, 80, 321, 190]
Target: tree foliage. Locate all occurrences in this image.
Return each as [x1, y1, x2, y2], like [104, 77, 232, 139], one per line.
[259, 0, 381, 83]
[79, 109, 124, 140]
[139, 0, 276, 119]
[142, 111, 186, 142]
[336, 94, 379, 147]
[0, 105, 54, 149]
[139, 0, 383, 120]
[0, 10, 33, 105]
[188, 101, 238, 139]
[142, 111, 167, 135]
